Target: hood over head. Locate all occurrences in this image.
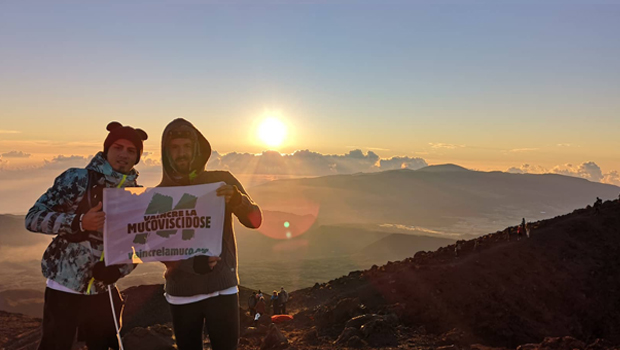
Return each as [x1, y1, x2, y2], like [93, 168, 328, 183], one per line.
[160, 118, 212, 185]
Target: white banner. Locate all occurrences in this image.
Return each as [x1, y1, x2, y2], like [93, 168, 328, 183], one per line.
[103, 182, 226, 266]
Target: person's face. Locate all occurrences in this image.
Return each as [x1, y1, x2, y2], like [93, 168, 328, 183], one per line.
[168, 138, 194, 173]
[106, 139, 138, 174]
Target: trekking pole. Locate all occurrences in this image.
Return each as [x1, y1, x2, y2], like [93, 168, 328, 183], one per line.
[108, 285, 125, 350]
[104, 179, 128, 349]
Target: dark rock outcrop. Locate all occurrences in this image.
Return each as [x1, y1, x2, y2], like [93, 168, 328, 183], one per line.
[260, 324, 288, 350]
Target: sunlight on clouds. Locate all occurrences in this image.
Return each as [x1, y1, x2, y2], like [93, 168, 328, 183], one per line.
[1, 151, 31, 158]
[602, 171, 620, 186]
[508, 148, 539, 153]
[429, 143, 466, 150]
[0, 149, 430, 214]
[507, 161, 618, 185]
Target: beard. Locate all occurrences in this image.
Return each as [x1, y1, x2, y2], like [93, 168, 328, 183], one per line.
[173, 157, 191, 174]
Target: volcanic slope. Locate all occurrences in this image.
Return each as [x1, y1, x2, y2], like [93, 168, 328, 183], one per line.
[288, 199, 620, 348]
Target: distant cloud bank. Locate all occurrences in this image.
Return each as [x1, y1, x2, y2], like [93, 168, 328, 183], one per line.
[429, 143, 465, 150]
[507, 161, 620, 186]
[0, 149, 429, 213]
[1, 148, 618, 214]
[1, 148, 618, 188]
[206, 149, 428, 176]
[1, 151, 31, 158]
[0, 148, 428, 183]
[508, 148, 539, 153]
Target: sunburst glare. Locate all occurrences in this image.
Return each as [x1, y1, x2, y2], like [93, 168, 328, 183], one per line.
[257, 117, 287, 148]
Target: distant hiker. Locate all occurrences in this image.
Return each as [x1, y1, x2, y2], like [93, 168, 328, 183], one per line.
[594, 197, 603, 214]
[454, 240, 464, 257]
[517, 218, 525, 241]
[248, 291, 258, 317]
[158, 119, 262, 350]
[258, 289, 264, 298]
[278, 287, 289, 314]
[254, 297, 267, 326]
[526, 222, 531, 238]
[271, 290, 280, 315]
[25, 122, 148, 350]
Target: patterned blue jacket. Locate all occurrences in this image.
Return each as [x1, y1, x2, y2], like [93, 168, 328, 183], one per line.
[25, 152, 139, 294]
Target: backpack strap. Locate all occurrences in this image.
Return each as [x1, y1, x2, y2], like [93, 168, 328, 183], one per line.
[62, 170, 105, 243]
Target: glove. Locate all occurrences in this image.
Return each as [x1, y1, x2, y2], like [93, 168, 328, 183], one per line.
[92, 261, 122, 285]
[193, 255, 213, 275]
[193, 256, 221, 275]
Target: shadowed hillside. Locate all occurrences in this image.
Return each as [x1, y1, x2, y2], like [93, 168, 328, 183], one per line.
[2, 200, 620, 349]
[288, 199, 620, 348]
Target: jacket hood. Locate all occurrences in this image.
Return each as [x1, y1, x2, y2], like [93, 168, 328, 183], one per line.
[86, 152, 139, 184]
[160, 118, 212, 186]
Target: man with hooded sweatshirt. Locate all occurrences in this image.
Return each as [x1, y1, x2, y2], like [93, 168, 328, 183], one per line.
[25, 122, 148, 350]
[159, 118, 262, 350]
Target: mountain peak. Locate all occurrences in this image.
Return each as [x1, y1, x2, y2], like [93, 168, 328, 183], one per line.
[416, 164, 470, 173]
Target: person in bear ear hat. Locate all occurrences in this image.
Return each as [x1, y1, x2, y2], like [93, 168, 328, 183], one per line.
[25, 121, 148, 350]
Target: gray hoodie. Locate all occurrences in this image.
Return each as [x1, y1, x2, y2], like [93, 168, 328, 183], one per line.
[160, 118, 262, 296]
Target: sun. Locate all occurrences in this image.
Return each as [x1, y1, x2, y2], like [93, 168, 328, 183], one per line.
[257, 117, 287, 148]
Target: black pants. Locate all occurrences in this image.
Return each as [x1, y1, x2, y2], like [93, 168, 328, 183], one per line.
[38, 287, 123, 350]
[169, 293, 240, 350]
[280, 302, 286, 314]
[272, 303, 280, 315]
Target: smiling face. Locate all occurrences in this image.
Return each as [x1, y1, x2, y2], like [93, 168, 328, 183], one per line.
[106, 139, 138, 174]
[168, 138, 194, 174]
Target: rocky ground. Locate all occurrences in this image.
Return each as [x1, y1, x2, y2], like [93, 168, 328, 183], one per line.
[3, 200, 620, 350]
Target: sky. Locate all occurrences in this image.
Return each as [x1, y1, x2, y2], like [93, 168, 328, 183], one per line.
[1, 2, 620, 212]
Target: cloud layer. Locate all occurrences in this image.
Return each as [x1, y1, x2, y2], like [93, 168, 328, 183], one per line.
[1, 151, 31, 158]
[206, 149, 428, 176]
[0, 149, 429, 213]
[2, 148, 618, 214]
[507, 161, 619, 185]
